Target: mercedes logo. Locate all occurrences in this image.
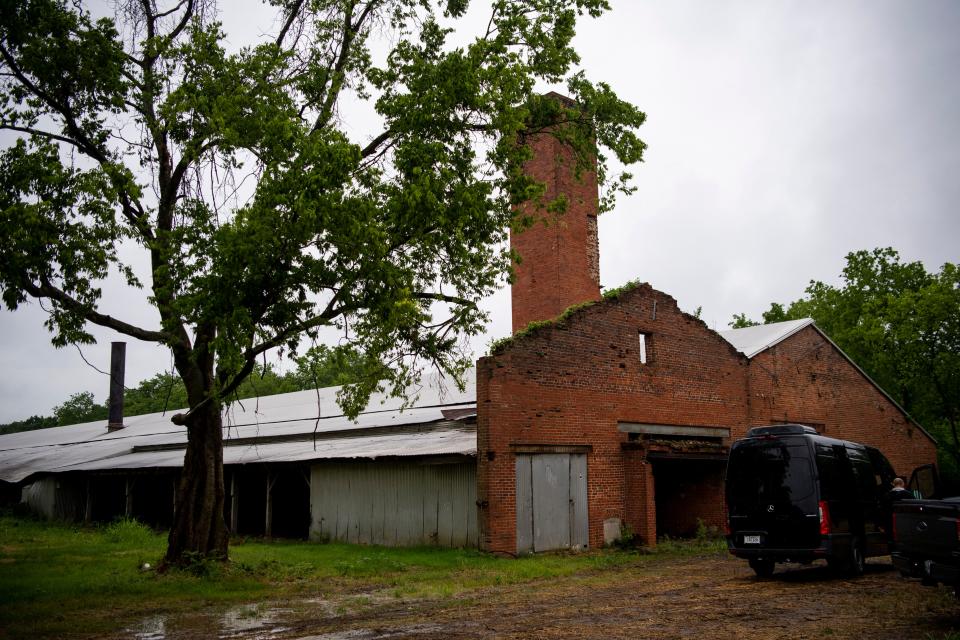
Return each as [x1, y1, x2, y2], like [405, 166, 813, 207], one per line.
[767, 504, 775, 513]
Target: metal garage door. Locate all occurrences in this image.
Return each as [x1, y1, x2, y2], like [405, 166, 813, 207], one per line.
[516, 453, 588, 553]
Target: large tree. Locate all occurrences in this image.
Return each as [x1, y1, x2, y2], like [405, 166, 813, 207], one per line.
[734, 248, 960, 477]
[0, 0, 645, 563]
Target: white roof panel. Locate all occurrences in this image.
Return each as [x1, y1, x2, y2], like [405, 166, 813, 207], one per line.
[718, 318, 814, 358]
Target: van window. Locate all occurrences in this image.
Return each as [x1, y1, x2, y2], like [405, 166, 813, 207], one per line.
[866, 447, 896, 488]
[727, 441, 816, 512]
[815, 448, 844, 500]
[846, 447, 879, 497]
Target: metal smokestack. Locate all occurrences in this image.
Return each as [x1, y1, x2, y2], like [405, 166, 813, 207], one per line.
[107, 342, 126, 431]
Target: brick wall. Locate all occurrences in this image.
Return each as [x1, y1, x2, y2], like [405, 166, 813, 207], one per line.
[745, 325, 937, 476]
[476, 290, 939, 555]
[477, 283, 750, 553]
[510, 128, 601, 333]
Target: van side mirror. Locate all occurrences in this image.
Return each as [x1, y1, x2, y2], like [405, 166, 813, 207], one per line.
[908, 464, 940, 499]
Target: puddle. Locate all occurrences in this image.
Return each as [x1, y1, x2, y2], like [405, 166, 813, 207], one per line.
[219, 604, 294, 638]
[130, 615, 167, 640]
[128, 606, 294, 640]
[127, 593, 405, 639]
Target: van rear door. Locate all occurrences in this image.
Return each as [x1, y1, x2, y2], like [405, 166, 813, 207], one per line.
[726, 438, 821, 549]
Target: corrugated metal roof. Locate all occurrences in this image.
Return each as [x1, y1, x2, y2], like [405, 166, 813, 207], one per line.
[0, 369, 477, 483]
[718, 318, 814, 358]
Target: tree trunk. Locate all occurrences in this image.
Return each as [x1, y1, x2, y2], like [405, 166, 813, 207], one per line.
[164, 403, 228, 565]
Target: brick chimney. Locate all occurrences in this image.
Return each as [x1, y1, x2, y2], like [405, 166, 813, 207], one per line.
[510, 95, 601, 333]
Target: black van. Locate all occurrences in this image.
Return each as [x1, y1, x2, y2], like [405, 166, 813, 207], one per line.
[725, 424, 899, 577]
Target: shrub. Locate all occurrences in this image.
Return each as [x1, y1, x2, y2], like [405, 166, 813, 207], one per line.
[102, 518, 155, 545]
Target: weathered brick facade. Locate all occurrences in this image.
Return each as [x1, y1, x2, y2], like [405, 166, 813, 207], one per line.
[478, 284, 751, 552]
[477, 288, 937, 554]
[476, 95, 937, 555]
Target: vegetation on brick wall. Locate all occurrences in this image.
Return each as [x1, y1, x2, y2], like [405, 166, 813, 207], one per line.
[487, 280, 644, 355]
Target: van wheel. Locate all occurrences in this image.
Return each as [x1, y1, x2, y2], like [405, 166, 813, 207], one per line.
[847, 538, 865, 577]
[749, 559, 775, 578]
[827, 539, 864, 577]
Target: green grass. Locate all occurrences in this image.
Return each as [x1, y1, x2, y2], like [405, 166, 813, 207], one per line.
[0, 512, 725, 638]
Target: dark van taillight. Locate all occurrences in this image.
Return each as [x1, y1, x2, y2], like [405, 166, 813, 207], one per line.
[819, 500, 832, 535]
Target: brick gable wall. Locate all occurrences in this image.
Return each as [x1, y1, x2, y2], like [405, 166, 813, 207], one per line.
[477, 283, 749, 553]
[745, 325, 936, 475]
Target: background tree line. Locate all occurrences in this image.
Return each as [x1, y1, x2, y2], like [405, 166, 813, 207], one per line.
[0, 345, 365, 435]
[731, 247, 959, 490]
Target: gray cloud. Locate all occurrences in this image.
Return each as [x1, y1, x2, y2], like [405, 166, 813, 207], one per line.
[2, 1, 958, 422]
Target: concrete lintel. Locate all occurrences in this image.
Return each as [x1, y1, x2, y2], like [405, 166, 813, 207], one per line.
[617, 423, 730, 439]
[510, 443, 593, 455]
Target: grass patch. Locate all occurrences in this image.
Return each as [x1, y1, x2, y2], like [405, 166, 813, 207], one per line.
[0, 511, 721, 638]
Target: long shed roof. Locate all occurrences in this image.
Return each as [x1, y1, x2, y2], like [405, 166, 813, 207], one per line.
[0, 370, 476, 483]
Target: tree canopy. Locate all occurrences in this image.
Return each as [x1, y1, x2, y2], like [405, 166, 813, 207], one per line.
[0, 0, 645, 563]
[731, 248, 960, 486]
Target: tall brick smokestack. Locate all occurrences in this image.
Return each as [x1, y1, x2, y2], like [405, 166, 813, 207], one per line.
[510, 94, 601, 333]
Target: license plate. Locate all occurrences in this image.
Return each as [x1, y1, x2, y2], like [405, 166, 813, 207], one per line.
[743, 535, 761, 545]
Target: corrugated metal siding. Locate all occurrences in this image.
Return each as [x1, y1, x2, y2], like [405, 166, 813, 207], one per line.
[21, 477, 84, 521]
[309, 461, 477, 547]
[21, 478, 56, 519]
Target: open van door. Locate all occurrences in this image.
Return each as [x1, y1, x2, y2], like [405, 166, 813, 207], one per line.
[908, 464, 940, 499]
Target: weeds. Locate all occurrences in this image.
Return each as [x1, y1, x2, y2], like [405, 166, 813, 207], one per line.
[334, 553, 408, 577]
[102, 518, 155, 545]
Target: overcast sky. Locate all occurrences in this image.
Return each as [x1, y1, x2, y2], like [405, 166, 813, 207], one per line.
[1, 0, 958, 423]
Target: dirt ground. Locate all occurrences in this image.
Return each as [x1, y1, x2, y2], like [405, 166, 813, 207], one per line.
[122, 554, 960, 640]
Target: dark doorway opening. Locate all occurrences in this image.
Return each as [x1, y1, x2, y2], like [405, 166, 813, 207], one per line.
[652, 457, 726, 539]
[231, 466, 268, 537]
[89, 474, 126, 522]
[269, 466, 311, 539]
[225, 465, 310, 539]
[131, 472, 176, 529]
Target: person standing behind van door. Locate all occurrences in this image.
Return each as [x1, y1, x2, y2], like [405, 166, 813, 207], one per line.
[885, 477, 913, 544]
[889, 477, 912, 502]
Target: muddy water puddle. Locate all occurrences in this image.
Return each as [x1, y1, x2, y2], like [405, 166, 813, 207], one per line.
[122, 556, 959, 640]
[129, 604, 296, 639]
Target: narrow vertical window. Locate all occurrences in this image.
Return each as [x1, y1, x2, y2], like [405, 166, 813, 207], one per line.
[639, 332, 648, 364]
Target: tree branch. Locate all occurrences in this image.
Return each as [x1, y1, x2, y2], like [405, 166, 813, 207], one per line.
[155, 0, 189, 20]
[0, 124, 82, 149]
[25, 278, 169, 343]
[276, 0, 307, 47]
[412, 292, 478, 308]
[0, 43, 152, 240]
[360, 129, 392, 158]
[312, 0, 378, 132]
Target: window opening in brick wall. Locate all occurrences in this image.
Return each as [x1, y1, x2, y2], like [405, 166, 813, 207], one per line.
[639, 332, 650, 364]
